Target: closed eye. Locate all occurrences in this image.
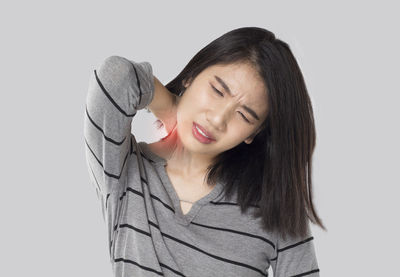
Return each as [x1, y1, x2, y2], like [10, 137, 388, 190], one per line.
[211, 84, 251, 123]
[238, 111, 250, 123]
[212, 85, 223, 96]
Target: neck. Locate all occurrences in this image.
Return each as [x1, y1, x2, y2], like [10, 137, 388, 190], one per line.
[160, 127, 214, 179]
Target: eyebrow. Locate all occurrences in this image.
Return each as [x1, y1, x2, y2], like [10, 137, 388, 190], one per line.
[214, 75, 260, 121]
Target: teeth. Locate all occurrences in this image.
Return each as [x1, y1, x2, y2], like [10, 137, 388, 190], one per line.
[196, 125, 211, 139]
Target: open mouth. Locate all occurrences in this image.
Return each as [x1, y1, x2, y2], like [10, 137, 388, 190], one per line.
[192, 122, 215, 144]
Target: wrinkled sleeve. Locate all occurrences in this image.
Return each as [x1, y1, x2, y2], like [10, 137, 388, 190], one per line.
[83, 55, 155, 196]
[270, 223, 320, 277]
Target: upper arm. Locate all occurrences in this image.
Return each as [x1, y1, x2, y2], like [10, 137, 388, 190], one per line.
[270, 223, 320, 277]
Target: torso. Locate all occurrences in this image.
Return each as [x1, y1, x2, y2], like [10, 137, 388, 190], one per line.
[148, 141, 215, 215]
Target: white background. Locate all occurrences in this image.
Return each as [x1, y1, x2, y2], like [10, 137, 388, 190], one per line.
[1, 0, 398, 276]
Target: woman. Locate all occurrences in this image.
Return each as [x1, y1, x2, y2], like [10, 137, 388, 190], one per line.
[84, 27, 326, 277]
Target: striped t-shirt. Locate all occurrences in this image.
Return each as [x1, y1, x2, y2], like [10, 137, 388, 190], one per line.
[83, 55, 320, 277]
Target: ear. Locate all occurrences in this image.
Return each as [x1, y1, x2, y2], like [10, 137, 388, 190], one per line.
[182, 77, 193, 88]
[244, 134, 256, 144]
[244, 126, 264, 144]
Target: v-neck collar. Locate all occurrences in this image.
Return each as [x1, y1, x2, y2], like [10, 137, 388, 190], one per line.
[138, 141, 224, 226]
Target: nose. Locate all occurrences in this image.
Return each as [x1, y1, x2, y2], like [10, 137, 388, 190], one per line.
[206, 102, 235, 132]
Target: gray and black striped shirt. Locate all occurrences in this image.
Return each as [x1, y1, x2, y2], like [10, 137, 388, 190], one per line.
[83, 55, 320, 277]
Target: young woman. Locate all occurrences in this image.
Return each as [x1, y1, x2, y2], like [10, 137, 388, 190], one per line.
[84, 27, 326, 277]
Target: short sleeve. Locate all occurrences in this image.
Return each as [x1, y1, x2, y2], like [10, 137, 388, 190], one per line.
[270, 223, 320, 277]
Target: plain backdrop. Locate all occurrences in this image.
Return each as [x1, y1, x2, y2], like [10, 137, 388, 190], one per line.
[1, 0, 399, 276]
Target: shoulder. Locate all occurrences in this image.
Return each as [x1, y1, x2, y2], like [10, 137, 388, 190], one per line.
[147, 140, 174, 162]
[147, 141, 164, 158]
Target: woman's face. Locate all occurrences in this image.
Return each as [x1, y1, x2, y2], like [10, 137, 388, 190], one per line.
[175, 61, 269, 158]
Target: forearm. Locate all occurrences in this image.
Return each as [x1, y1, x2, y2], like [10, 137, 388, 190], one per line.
[148, 76, 177, 119]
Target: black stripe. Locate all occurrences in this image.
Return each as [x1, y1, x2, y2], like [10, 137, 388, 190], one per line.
[210, 201, 260, 208]
[120, 187, 144, 200]
[290, 268, 320, 277]
[149, 194, 175, 213]
[148, 220, 160, 229]
[84, 137, 129, 180]
[94, 69, 137, 117]
[278, 237, 314, 253]
[190, 221, 275, 250]
[209, 201, 238, 205]
[105, 193, 110, 209]
[270, 237, 315, 263]
[119, 223, 151, 237]
[158, 262, 186, 277]
[114, 257, 164, 276]
[114, 257, 187, 277]
[140, 176, 148, 184]
[85, 106, 130, 145]
[118, 185, 175, 213]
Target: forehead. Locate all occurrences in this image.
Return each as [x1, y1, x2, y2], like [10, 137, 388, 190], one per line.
[200, 62, 269, 113]
[202, 62, 267, 95]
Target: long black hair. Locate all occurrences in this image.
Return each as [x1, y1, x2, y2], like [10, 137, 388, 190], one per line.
[155, 26, 326, 240]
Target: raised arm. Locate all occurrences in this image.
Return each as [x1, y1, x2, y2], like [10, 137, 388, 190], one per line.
[147, 75, 179, 134]
[83, 55, 155, 196]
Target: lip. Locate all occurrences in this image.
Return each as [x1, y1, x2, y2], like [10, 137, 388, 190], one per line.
[192, 124, 215, 144]
[193, 122, 216, 140]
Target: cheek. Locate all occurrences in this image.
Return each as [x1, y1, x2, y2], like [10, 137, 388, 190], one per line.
[227, 125, 249, 141]
[176, 98, 196, 130]
[180, 90, 210, 116]
[217, 125, 247, 148]
[193, 89, 212, 107]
